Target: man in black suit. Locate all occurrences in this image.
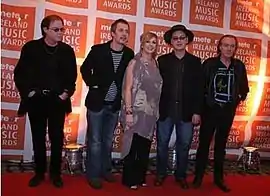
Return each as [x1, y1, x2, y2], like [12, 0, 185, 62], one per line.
[14, 15, 77, 188]
[154, 25, 204, 189]
[80, 19, 134, 189]
[193, 35, 249, 192]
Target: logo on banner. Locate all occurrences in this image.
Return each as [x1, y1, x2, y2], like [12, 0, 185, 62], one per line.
[249, 121, 270, 152]
[186, 31, 222, 61]
[190, 126, 200, 150]
[94, 18, 136, 50]
[267, 41, 270, 76]
[145, 0, 183, 21]
[1, 57, 20, 103]
[1, 4, 35, 51]
[143, 24, 172, 56]
[257, 83, 270, 116]
[230, 0, 264, 33]
[1, 109, 26, 150]
[189, 0, 225, 27]
[226, 121, 246, 149]
[46, 0, 88, 9]
[46, 113, 80, 149]
[235, 37, 261, 75]
[236, 81, 257, 116]
[112, 122, 123, 152]
[45, 9, 88, 58]
[191, 127, 214, 151]
[97, 0, 137, 15]
[71, 65, 83, 107]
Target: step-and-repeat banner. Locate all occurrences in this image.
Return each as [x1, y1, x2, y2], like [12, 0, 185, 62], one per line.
[1, 0, 270, 160]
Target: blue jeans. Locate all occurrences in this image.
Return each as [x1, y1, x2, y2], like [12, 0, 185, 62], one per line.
[156, 117, 194, 179]
[85, 105, 119, 180]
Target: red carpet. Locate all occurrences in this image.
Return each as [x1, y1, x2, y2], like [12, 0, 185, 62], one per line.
[2, 173, 270, 196]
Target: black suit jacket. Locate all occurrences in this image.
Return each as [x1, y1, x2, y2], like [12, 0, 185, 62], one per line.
[80, 41, 134, 112]
[158, 51, 204, 121]
[14, 38, 77, 116]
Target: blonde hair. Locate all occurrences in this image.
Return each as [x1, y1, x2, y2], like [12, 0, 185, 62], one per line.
[140, 31, 158, 58]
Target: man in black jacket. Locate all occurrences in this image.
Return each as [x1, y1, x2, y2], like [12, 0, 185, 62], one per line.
[14, 15, 77, 188]
[80, 19, 134, 189]
[155, 25, 204, 189]
[193, 35, 249, 192]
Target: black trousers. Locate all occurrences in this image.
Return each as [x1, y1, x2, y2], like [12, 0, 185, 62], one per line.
[28, 93, 66, 176]
[122, 133, 152, 187]
[195, 103, 236, 180]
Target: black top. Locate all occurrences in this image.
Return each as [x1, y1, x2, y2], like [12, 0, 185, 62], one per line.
[14, 38, 77, 115]
[158, 51, 204, 122]
[80, 41, 134, 112]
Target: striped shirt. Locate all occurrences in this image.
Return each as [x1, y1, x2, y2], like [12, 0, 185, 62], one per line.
[104, 49, 123, 102]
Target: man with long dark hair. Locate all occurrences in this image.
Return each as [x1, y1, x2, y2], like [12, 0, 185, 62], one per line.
[193, 35, 249, 192]
[14, 15, 77, 188]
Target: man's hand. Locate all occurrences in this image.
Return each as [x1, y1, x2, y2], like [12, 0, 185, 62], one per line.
[192, 114, 201, 126]
[59, 92, 69, 100]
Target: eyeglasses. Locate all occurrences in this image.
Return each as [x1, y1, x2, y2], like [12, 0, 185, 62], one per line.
[49, 27, 65, 32]
[172, 36, 187, 41]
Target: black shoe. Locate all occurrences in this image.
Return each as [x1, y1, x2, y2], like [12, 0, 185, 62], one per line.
[192, 175, 203, 188]
[176, 178, 189, 189]
[214, 180, 231, 193]
[154, 176, 165, 186]
[88, 179, 102, 189]
[28, 174, 45, 187]
[50, 175, 63, 188]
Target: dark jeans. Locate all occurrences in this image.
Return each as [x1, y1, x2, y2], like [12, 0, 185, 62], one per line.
[28, 94, 66, 176]
[122, 133, 152, 187]
[85, 105, 119, 180]
[195, 104, 236, 180]
[156, 117, 194, 179]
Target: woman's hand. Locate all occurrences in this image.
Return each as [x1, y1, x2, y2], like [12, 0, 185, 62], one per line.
[126, 114, 133, 129]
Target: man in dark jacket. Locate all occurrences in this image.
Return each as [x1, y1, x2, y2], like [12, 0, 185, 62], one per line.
[14, 15, 77, 188]
[155, 25, 204, 189]
[193, 35, 249, 192]
[80, 19, 134, 189]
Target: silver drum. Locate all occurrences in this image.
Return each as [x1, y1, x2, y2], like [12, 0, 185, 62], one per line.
[242, 147, 261, 172]
[64, 144, 86, 175]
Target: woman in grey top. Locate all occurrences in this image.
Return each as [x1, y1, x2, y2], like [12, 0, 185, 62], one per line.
[120, 32, 163, 190]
